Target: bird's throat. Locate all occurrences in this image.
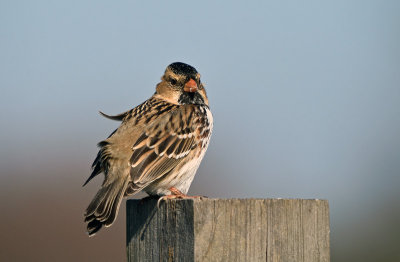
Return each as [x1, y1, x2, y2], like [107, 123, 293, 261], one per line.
[178, 92, 204, 105]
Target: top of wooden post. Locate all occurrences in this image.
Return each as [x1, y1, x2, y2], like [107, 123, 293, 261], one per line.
[127, 198, 330, 262]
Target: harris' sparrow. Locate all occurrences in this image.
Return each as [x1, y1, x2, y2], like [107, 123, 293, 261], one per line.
[83, 62, 213, 236]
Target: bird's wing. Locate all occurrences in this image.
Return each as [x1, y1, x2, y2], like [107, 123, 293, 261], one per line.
[99, 110, 130, 121]
[129, 106, 199, 188]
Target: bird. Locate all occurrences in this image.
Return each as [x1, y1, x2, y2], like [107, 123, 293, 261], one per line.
[83, 62, 213, 236]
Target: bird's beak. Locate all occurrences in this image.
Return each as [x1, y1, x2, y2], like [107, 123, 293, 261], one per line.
[184, 79, 198, 93]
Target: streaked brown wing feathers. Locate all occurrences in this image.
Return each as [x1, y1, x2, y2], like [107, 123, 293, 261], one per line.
[129, 106, 198, 188]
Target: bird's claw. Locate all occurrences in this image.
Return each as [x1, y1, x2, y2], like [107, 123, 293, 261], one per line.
[156, 187, 205, 208]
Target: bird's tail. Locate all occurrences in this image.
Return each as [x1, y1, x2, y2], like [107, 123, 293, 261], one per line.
[84, 177, 129, 236]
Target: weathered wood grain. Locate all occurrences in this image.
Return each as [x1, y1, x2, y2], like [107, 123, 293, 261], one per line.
[126, 198, 330, 262]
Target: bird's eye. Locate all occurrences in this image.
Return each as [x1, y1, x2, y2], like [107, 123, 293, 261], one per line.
[170, 78, 177, 85]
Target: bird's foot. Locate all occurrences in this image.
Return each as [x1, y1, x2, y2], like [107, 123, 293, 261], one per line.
[157, 187, 205, 207]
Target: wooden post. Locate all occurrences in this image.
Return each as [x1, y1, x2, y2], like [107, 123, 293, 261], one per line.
[126, 198, 330, 262]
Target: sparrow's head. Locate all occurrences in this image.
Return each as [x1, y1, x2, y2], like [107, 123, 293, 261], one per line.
[155, 62, 209, 106]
